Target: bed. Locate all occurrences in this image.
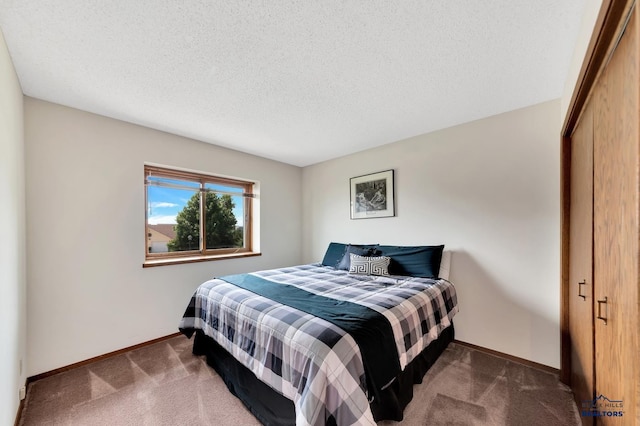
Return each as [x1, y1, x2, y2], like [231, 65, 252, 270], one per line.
[179, 243, 458, 425]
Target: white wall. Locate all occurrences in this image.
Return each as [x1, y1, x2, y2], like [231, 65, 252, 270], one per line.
[0, 29, 27, 425]
[302, 100, 561, 368]
[561, 0, 603, 119]
[25, 98, 302, 376]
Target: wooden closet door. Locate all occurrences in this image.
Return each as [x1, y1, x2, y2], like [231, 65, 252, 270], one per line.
[593, 7, 639, 424]
[569, 102, 594, 423]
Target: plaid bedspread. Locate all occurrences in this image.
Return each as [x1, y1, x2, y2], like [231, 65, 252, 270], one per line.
[179, 263, 458, 426]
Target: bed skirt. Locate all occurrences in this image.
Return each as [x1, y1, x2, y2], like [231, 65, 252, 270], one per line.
[191, 323, 454, 425]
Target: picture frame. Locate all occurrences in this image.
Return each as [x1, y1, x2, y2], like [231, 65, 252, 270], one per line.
[350, 169, 395, 219]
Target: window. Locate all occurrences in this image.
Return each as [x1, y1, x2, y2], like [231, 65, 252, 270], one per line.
[144, 165, 259, 266]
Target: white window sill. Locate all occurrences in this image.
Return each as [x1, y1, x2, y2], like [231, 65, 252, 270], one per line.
[143, 251, 261, 268]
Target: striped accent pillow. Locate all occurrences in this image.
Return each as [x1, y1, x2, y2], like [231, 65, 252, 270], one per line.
[348, 254, 391, 276]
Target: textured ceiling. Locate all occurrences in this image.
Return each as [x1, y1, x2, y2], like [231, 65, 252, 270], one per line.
[0, 1, 586, 167]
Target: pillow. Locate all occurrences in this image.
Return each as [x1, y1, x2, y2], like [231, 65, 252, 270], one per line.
[348, 254, 391, 276]
[336, 244, 376, 270]
[321, 242, 378, 267]
[321, 242, 348, 266]
[376, 245, 444, 278]
[439, 250, 452, 280]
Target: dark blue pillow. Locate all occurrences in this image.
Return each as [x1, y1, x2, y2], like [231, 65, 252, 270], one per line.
[336, 245, 376, 270]
[321, 242, 378, 268]
[376, 245, 445, 278]
[321, 242, 348, 266]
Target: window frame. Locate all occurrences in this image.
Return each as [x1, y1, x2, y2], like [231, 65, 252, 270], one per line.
[143, 165, 259, 267]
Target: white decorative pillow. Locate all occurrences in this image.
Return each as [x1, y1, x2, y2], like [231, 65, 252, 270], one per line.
[349, 254, 391, 276]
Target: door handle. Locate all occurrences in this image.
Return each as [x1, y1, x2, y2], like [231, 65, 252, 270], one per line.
[597, 297, 608, 325]
[578, 280, 586, 300]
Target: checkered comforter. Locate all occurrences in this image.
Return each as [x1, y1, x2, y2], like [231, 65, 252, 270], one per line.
[179, 264, 458, 426]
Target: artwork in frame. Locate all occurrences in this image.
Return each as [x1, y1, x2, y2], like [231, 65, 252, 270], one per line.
[350, 169, 395, 219]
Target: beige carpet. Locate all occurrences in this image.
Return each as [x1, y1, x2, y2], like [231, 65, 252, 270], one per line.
[19, 335, 580, 425]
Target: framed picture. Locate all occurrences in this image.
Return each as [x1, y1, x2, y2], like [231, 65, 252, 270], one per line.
[350, 169, 395, 219]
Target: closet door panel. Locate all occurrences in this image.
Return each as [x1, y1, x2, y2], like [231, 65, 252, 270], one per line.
[569, 102, 594, 421]
[593, 9, 639, 424]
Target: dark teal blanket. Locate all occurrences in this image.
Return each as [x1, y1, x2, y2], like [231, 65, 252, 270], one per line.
[220, 273, 400, 392]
